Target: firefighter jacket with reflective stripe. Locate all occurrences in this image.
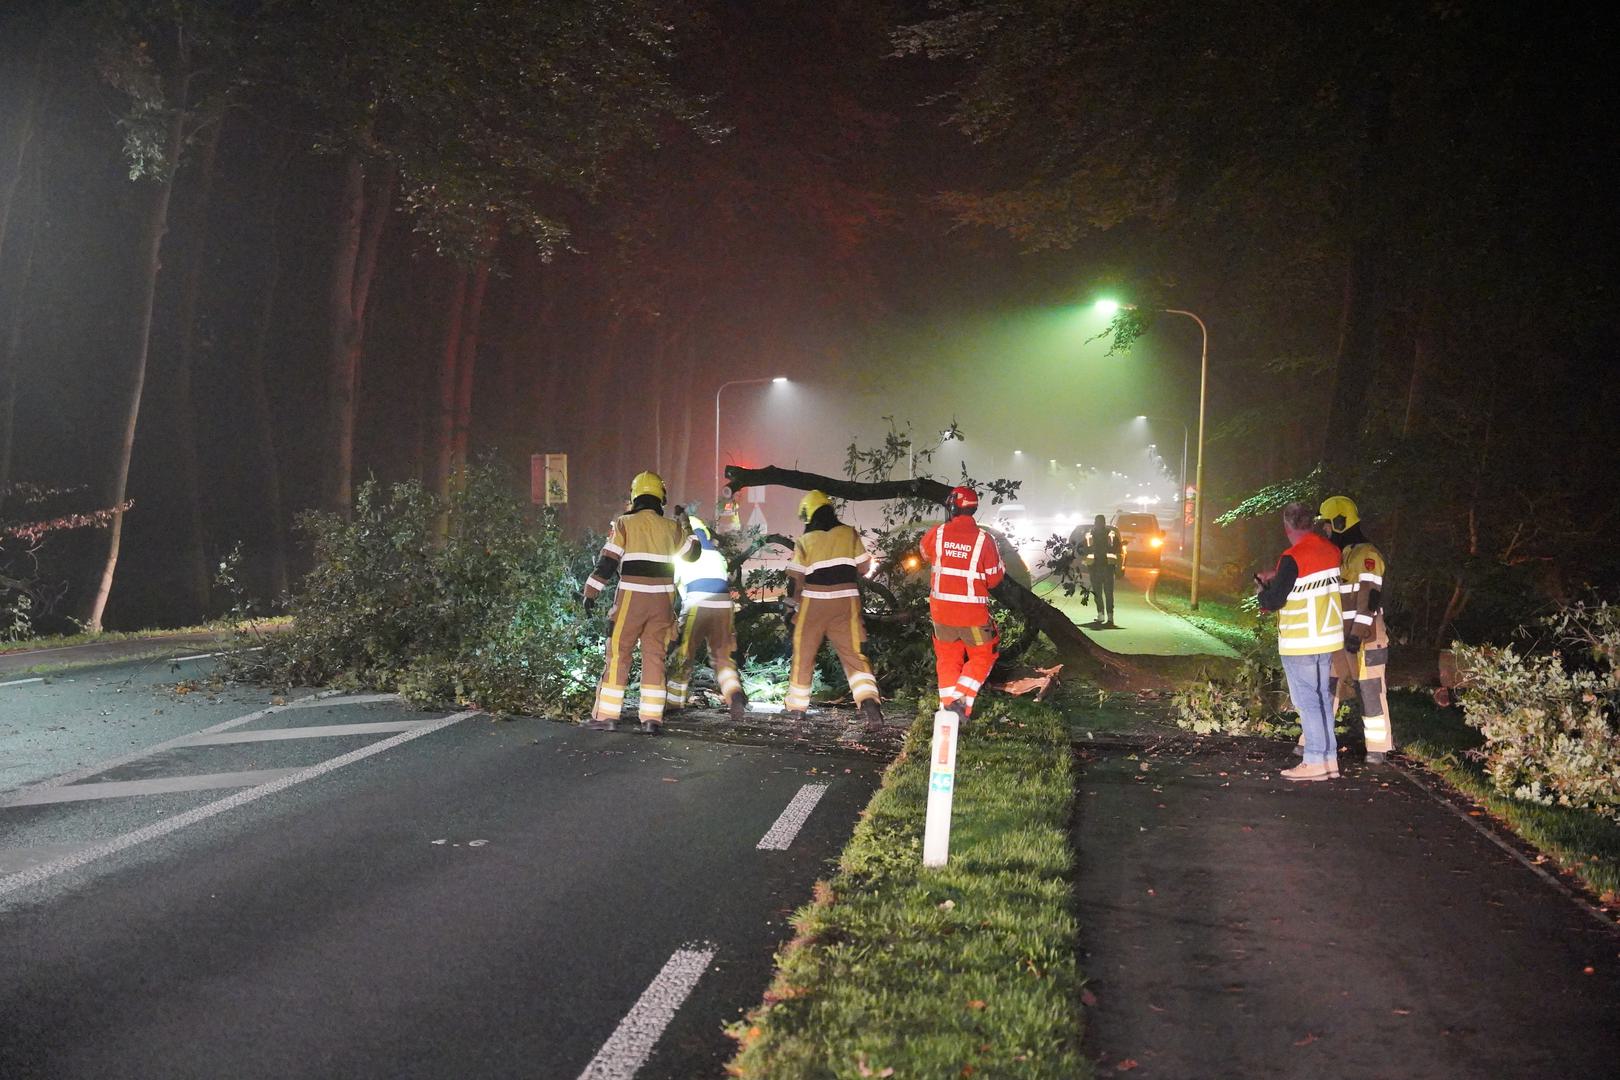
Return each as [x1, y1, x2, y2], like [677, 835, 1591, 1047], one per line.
[1339, 540, 1386, 642]
[676, 527, 733, 609]
[920, 516, 1006, 626]
[584, 509, 700, 601]
[1081, 526, 1122, 569]
[1262, 532, 1344, 656]
[786, 520, 870, 607]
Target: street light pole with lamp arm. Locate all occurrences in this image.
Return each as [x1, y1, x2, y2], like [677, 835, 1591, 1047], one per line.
[1098, 300, 1211, 608]
[1136, 414, 1189, 554]
[714, 376, 788, 512]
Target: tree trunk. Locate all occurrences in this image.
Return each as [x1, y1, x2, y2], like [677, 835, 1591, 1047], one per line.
[0, 152, 40, 519]
[450, 257, 493, 478]
[86, 106, 188, 632]
[169, 112, 223, 615]
[326, 151, 393, 514]
[245, 142, 291, 600]
[0, 37, 45, 270]
[432, 268, 469, 505]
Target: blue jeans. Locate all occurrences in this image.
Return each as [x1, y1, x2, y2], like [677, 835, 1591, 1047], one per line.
[1281, 652, 1338, 765]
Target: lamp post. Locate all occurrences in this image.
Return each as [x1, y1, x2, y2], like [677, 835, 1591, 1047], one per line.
[1099, 300, 1210, 608]
[714, 376, 788, 511]
[1136, 414, 1189, 553]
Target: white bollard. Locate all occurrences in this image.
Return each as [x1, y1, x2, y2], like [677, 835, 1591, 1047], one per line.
[923, 709, 958, 868]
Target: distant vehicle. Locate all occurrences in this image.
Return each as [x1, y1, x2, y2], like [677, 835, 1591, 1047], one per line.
[1112, 511, 1165, 568]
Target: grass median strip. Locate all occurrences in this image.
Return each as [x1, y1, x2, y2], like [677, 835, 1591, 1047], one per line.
[726, 695, 1087, 1079]
[1394, 690, 1620, 904]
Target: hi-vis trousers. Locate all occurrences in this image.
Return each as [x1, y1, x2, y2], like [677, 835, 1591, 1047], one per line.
[933, 620, 999, 716]
[785, 595, 879, 712]
[1332, 613, 1394, 753]
[667, 605, 743, 708]
[592, 590, 676, 723]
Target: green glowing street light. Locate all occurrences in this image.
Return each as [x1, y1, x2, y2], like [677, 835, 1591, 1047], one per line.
[1096, 297, 1212, 608]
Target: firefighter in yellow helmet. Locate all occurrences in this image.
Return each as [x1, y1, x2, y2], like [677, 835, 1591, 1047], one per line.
[581, 472, 701, 734]
[667, 513, 747, 721]
[783, 490, 883, 728]
[1319, 495, 1395, 763]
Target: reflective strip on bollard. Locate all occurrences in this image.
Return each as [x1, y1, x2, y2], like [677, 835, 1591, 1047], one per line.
[923, 710, 958, 868]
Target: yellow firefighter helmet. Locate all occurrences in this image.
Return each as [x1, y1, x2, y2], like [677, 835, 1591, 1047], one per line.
[630, 471, 666, 503]
[798, 489, 833, 522]
[1318, 495, 1360, 533]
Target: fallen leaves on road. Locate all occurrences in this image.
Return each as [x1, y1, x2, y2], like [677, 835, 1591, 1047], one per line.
[1293, 1033, 1318, 1047]
[1081, 988, 1099, 1007]
[1393, 1008, 1413, 1015]
[1116, 1059, 1140, 1072]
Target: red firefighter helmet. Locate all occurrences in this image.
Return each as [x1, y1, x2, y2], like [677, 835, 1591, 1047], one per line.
[947, 486, 979, 515]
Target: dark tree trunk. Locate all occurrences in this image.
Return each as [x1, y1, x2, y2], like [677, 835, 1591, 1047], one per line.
[245, 142, 291, 600]
[432, 267, 469, 506]
[326, 151, 392, 514]
[0, 36, 44, 269]
[451, 258, 493, 478]
[87, 104, 189, 632]
[0, 150, 40, 518]
[170, 112, 223, 615]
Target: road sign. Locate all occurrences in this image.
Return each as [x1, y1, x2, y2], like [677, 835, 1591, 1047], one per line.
[532, 453, 568, 506]
[923, 710, 958, 867]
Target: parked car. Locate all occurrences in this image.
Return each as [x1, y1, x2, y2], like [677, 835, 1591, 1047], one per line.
[1112, 511, 1166, 568]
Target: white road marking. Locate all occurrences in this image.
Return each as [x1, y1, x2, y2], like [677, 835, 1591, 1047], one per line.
[756, 783, 830, 850]
[0, 691, 400, 808]
[575, 943, 718, 1080]
[3, 769, 301, 807]
[0, 677, 45, 688]
[175, 719, 436, 746]
[0, 710, 477, 899]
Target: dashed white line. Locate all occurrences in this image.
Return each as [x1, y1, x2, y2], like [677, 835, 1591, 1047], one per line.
[575, 943, 718, 1080]
[0, 709, 477, 899]
[756, 783, 830, 850]
[0, 677, 45, 688]
[0, 691, 399, 808]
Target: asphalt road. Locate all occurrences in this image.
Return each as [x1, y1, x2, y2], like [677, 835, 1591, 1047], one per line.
[0, 660, 883, 1079]
[1037, 568, 1237, 658]
[1073, 736, 1620, 1079]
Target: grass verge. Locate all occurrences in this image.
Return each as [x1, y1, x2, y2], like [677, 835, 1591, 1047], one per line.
[0, 618, 289, 656]
[1394, 690, 1620, 904]
[1147, 573, 1257, 653]
[726, 694, 1087, 1079]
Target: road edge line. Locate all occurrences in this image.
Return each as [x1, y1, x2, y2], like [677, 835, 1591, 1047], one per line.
[575, 942, 718, 1080]
[0, 709, 477, 899]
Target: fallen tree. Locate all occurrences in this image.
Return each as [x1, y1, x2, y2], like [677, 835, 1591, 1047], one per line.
[725, 464, 1149, 688]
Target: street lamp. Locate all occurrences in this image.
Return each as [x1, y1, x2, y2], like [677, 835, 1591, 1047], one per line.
[714, 377, 788, 511]
[1136, 414, 1190, 554]
[1099, 299, 1211, 608]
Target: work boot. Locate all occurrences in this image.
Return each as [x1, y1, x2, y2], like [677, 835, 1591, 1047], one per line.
[1366, 751, 1387, 765]
[858, 697, 885, 732]
[728, 690, 749, 724]
[945, 699, 970, 724]
[640, 720, 663, 736]
[1280, 761, 1337, 782]
[1104, 618, 1117, 628]
[585, 718, 615, 731]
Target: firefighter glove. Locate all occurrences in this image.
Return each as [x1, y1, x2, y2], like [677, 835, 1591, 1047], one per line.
[1345, 636, 1360, 654]
[583, 595, 597, 615]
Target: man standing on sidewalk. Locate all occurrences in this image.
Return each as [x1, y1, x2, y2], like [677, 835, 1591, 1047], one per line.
[1256, 502, 1345, 781]
[920, 485, 1006, 720]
